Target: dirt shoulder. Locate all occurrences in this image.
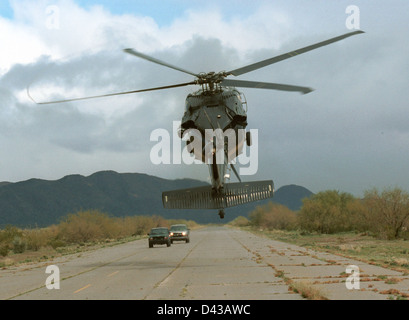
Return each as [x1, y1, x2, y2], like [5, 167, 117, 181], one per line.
[242, 227, 409, 275]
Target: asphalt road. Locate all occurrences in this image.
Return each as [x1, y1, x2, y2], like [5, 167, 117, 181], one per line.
[2, 226, 409, 300]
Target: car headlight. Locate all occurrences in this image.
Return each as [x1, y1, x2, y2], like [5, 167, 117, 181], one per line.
[170, 232, 174, 236]
[182, 232, 186, 236]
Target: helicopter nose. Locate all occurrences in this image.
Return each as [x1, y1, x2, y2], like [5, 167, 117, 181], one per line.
[200, 107, 231, 130]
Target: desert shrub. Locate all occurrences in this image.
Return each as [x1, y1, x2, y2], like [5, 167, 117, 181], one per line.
[249, 202, 297, 230]
[12, 236, 26, 254]
[229, 216, 250, 227]
[0, 243, 10, 257]
[48, 239, 67, 249]
[0, 226, 24, 255]
[25, 228, 55, 251]
[0, 225, 22, 243]
[123, 215, 164, 236]
[298, 190, 361, 234]
[57, 210, 114, 243]
[363, 187, 409, 239]
[56, 210, 173, 243]
[167, 219, 200, 230]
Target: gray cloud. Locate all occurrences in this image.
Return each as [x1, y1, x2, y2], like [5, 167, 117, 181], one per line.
[1, 1, 409, 198]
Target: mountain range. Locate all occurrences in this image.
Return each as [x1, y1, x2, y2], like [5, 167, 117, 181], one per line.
[0, 171, 313, 228]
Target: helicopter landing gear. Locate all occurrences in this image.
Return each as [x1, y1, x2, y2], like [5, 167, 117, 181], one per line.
[218, 210, 225, 219]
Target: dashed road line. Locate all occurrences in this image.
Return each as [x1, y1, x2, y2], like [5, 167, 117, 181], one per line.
[73, 284, 91, 294]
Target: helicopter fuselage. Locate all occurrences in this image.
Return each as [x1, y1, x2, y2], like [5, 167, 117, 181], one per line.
[180, 87, 249, 191]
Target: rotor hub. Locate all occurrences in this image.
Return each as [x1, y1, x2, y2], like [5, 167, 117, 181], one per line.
[195, 71, 230, 92]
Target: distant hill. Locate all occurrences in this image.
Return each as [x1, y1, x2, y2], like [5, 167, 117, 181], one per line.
[0, 171, 313, 228]
[273, 184, 314, 211]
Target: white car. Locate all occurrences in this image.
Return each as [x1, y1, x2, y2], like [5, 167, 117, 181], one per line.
[169, 224, 190, 243]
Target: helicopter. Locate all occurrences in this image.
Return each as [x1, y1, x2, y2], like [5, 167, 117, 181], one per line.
[29, 30, 364, 219]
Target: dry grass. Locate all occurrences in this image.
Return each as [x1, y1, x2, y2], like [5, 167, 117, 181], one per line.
[288, 280, 328, 300]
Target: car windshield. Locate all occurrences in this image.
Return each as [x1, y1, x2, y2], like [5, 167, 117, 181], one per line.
[150, 228, 168, 235]
[170, 225, 187, 231]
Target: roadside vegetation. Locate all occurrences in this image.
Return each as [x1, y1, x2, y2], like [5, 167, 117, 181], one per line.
[229, 187, 409, 273]
[0, 210, 199, 267]
[2, 186, 409, 272]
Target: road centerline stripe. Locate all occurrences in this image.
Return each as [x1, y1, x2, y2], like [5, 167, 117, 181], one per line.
[74, 284, 91, 294]
[107, 271, 119, 277]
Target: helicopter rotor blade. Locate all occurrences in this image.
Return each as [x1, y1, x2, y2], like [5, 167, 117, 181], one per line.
[28, 81, 197, 105]
[123, 48, 199, 77]
[227, 30, 364, 77]
[221, 79, 313, 94]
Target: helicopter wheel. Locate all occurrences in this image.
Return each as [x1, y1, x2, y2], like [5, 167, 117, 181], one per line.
[218, 210, 225, 219]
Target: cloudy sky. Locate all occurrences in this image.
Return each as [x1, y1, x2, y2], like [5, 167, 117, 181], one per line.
[1, 0, 408, 197]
